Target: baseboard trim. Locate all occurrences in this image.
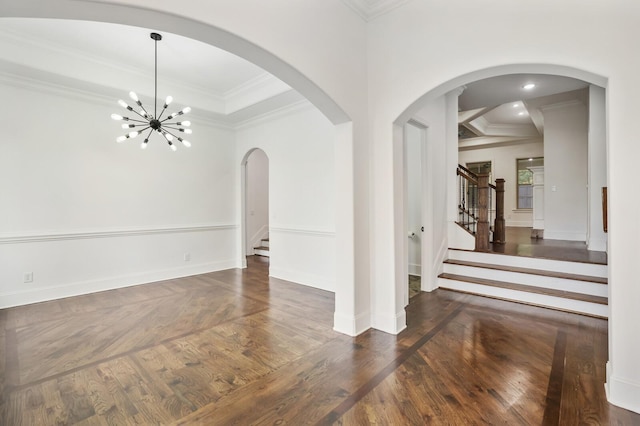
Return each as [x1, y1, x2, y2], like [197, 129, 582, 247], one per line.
[544, 230, 587, 242]
[333, 310, 371, 336]
[372, 309, 407, 335]
[408, 263, 421, 277]
[606, 365, 640, 415]
[0, 259, 237, 309]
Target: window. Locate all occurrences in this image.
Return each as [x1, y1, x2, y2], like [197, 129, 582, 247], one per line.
[517, 157, 543, 209]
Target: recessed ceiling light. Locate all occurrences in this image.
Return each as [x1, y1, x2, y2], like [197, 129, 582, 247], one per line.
[512, 103, 519, 108]
[518, 111, 525, 116]
[528, 158, 533, 161]
[522, 83, 536, 90]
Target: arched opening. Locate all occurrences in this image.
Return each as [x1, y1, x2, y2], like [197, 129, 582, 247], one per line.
[0, 3, 358, 337]
[391, 64, 608, 328]
[241, 148, 270, 268]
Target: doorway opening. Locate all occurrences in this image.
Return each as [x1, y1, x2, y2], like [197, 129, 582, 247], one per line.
[242, 148, 269, 267]
[404, 120, 427, 304]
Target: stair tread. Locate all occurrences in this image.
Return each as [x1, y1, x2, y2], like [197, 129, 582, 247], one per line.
[255, 246, 270, 251]
[438, 273, 608, 305]
[444, 259, 607, 284]
[448, 247, 608, 266]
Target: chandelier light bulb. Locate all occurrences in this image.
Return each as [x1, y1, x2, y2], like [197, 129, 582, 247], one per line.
[111, 32, 193, 151]
[181, 140, 191, 148]
[170, 143, 177, 152]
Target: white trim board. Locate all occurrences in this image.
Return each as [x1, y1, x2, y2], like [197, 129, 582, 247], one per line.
[0, 224, 237, 244]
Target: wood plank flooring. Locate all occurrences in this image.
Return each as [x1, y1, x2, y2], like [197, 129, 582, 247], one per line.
[2, 255, 638, 425]
[490, 227, 607, 265]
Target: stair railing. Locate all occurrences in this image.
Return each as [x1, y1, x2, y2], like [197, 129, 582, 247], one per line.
[456, 165, 505, 251]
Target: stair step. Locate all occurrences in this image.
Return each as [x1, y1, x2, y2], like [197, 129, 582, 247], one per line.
[261, 239, 269, 248]
[439, 273, 607, 304]
[438, 273, 608, 318]
[444, 259, 607, 284]
[254, 246, 270, 257]
[447, 248, 607, 278]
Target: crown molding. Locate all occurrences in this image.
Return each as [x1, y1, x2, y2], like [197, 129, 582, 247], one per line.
[224, 72, 292, 114]
[0, 25, 227, 107]
[539, 99, 585, 112]
[341, 0, 413, 21]
[459, 136, 543, 151]
[234, 98, 315, 130]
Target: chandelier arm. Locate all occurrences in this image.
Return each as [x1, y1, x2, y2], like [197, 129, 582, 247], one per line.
[159, 114, 178, 124]
[162, 125, 184, 131]
[156, 104, 169, 121]
[137, 102, 151, 119]
[123, 118, 149, 124]
[162, 128, 180, 140]
[126, 107, 150, 121]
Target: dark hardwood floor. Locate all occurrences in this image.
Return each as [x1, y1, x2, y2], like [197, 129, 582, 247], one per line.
[490, 227, 607, 265]
[2, 255, 638, 425]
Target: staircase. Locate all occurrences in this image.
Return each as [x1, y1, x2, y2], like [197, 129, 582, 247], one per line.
[254, 237, 270, 257]
[438, 249, 608, 318]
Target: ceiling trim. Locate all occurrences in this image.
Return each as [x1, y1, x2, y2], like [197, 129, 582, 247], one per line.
[341, 0, 413, 21]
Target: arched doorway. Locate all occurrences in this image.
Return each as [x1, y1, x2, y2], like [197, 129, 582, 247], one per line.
[0, 3, 361, 336]
[241, 148, 269, 266]
[388, 64, 608, 332]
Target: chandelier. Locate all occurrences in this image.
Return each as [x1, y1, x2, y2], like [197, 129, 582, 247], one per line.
[111, 32, 192, 151]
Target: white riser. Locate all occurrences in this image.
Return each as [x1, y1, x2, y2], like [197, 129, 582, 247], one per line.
[254, 248, 270, 257]
[447, 249, 607, 278]
[438, 278, 608, 318]
[261, 240, 269, 248]
[442, 263, 607, 297]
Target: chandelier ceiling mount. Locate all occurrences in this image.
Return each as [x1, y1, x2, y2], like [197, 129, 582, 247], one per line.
[111, 32, 192, 151]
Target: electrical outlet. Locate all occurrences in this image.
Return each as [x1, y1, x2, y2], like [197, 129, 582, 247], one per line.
[184, 252, 191, 262]
[24, 272, 33, 283]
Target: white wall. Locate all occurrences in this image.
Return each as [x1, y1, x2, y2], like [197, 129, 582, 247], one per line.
[542, 101, 588, 241]
[588, 85, 607, 251]
[459, 140, 544, 227]
[413, 95, 450, 291]
[366, 0, 640, 412]
[245, 148, 269, 254]
[405, 123, 422, 276]
[235, 103, 336, 292]
[0, 76, 237, 308]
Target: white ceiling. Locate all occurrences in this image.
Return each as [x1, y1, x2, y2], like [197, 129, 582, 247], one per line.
[458, 74, 590, 146]
[0, 18, 300, 124]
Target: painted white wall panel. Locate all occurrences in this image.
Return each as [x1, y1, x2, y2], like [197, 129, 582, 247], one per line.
[542, 102, 588, 241]
[236, 103, 336, 292]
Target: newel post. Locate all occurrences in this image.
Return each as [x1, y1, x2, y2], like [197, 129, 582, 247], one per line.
[475, 173, 490, 251]
[494, 178, 506, 244]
